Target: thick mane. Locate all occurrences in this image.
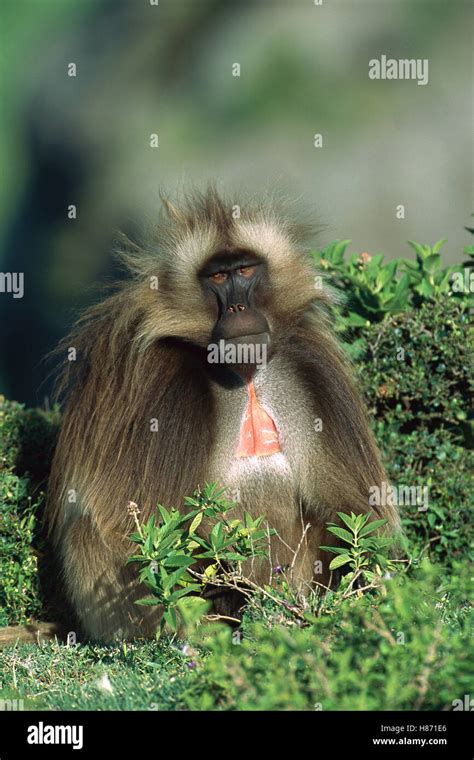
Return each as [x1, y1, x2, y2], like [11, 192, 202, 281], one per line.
[117, 186, 314, 274]
[282, 314, 398, 525]
[48, 311, 215, 538]
[43, 187, 400, 641]
[47, 186, 383, 544]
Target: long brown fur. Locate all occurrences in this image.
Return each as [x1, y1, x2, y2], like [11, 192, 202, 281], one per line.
[45, 187, 399, 641]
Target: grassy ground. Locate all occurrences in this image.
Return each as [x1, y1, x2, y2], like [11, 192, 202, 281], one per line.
[1, 563, 472, 712]
[0, 638, 195, 711]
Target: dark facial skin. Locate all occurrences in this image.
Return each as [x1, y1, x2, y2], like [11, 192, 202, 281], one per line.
[199, 251, 270, 342]
[199, 250, 270, 379]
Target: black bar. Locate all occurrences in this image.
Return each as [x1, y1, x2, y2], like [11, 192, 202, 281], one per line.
[0, 710, 471, 758]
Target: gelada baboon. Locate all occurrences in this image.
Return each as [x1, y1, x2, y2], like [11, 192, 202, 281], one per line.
[46, 188, 399, 641]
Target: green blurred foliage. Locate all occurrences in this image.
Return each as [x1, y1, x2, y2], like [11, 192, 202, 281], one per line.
[1, 1, 472, 403]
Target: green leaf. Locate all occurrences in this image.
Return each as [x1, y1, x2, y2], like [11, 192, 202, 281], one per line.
[210, 521, 225, 550]
[135, 596, 159, 606]
[126, 554, 146, 564]
[423, 254, 441, 273]
[407, 241, 431, 258]
[327, 526, 354, 544]
[167, 587, 195, 604]
[219, 552, 247, 562]
[354, 513, 369, 531]
[157, 504, 171, 523]
[403, 259, 419, 270]
[345, 311, 370, 327]
[415, 279, 434, 298]
[367, 253, 384, 272]
[163, 607, 178, 631]
[177, 596, 210, 626]
[329, 554, 352, 570]
[188, 512, 203, 535]
[165, 566, 192, 588]
[375, 266, 395, 291]
[432, 238, 447, 253]
[331, 240, 352, 264]
[337, 512, 357, 531]
[359, 519, 388, 537]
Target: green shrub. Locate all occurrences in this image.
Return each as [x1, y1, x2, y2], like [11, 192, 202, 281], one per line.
[0, 396, 59, 625]
[0, 397, 59, 483]
[182, 562, 472, 711]
[311, 239, 472, 567]
[312, 238, 472, 341]
[0, 470, 42, 626]
[127, 483, 274, 636]
[355, 299, 471, 566]
[0, 562, 470, 711]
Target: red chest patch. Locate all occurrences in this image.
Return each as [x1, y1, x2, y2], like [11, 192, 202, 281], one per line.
[235, 381, 281, 458]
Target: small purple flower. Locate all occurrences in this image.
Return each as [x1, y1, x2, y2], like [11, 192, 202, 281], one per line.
[186, 660, 197, 669]
[272, 565, 283, 575]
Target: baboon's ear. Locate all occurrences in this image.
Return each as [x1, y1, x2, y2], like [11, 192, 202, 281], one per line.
[162, 197, 186, 224]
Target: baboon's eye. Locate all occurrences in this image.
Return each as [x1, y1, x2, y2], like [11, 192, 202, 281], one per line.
[209, 272, 228, 284]
[238, 265, 257, 278]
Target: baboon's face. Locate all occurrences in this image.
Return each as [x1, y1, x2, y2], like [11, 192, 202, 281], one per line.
[139, 204, 318, 358]
[198, 249, 271, 368]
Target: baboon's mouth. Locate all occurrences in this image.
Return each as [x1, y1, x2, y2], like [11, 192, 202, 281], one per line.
[224, 331, 270, 348]
[206, 332, 270, 369]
